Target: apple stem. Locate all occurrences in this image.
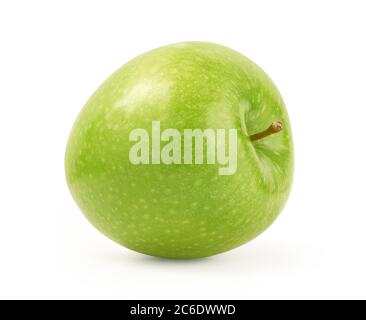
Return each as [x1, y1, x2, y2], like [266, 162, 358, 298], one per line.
[250, 121, 283, 142]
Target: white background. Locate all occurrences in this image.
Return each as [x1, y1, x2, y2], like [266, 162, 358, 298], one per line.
[0, 0, 365, 300]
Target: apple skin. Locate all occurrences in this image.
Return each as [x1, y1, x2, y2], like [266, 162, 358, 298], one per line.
[65, 42, 294, 259]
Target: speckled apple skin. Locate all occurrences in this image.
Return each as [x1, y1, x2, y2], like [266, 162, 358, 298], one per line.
[65, 42, 294, 259]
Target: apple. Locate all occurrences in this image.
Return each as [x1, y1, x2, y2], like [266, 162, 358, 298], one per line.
[65, 42, 294, 259]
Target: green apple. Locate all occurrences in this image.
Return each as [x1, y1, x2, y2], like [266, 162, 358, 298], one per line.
[65, 42, 294, 259]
